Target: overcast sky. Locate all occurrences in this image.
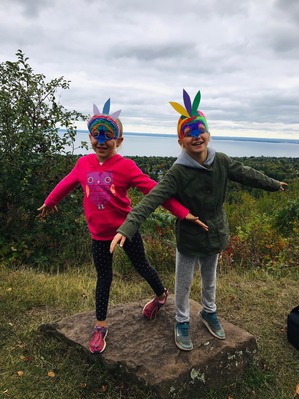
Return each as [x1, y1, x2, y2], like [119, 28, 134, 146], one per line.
[1, 0, 299, 140]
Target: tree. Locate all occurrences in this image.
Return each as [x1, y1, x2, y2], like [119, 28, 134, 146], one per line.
[0, 50, 88, 266]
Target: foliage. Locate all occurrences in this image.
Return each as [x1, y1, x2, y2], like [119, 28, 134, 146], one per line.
[129, 155, 177, 181]
[142, 211, 176, 240]
[273, 198, 299, 236]
[219, 188, 299, 270]
[0, 50, 88, 267]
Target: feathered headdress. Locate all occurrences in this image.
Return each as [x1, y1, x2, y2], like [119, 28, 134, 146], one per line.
[169, 89, 209, 139]
[87, 99, 122, 144]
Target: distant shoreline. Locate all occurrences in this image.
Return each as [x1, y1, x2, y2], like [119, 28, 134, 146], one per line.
[70, 129, 299, 145]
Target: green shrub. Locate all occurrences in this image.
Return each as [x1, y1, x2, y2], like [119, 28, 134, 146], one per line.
[0, 50, 87, 267]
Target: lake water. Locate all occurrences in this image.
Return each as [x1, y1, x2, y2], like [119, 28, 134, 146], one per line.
[70, 131, 299, 158]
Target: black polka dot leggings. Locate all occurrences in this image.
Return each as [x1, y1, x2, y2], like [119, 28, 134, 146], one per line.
[92, 232, 165, 321]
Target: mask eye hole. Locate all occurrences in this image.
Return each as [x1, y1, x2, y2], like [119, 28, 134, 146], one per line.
[183, 127, 191, 136]
[105, 131, 114, 140]
[198, 125, 206, 134]
[91, 130, 99, 138]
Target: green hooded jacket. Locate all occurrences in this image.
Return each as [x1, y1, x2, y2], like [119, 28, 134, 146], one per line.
[117, 151, 281, 255]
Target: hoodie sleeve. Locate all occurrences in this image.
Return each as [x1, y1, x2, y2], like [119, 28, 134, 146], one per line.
[44, 161, 80, 208]
[127, 160, 189, 220]
[118, 167, 185, 239]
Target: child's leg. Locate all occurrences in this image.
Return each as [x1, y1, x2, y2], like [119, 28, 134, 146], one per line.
[92, 239, 113, 323]
[90, 239, 112, 353]
[199, 253, 225, 340]
[175, 249, 197, 323]
[123, 232, 165, 297]
[199, 253, 219, 313]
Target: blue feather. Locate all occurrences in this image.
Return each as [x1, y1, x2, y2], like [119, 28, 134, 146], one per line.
[102, 98, 111, 115]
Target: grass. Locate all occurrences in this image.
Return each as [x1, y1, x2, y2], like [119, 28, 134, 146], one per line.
[0, 261, 298, 399]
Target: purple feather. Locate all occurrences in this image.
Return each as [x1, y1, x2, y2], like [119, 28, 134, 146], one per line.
[93, 104, 100, 115]
[183, 89, 192, 117]
[110, 110, 122, 120]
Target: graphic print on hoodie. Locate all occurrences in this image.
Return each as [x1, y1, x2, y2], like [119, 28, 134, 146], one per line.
[86, 171, 116, 210]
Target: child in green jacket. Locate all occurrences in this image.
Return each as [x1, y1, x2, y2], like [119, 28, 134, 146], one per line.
[110, 89, 287, 351]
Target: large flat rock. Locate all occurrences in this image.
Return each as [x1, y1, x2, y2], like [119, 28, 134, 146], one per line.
[40, 295, 257, 399]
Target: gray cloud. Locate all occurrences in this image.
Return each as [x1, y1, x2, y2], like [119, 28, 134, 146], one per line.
[3, 0, 52, 17]
[0, 0, 298, 139]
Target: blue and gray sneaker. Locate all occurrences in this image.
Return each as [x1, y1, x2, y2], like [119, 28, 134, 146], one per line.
[200, 310, 225, 340]
[174, 322, 193, 351]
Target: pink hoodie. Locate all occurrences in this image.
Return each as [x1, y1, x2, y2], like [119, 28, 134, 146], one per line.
[45, 154, 189, 240]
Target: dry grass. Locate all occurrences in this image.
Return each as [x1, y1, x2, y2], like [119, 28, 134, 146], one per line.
[191, 267, 299, 398]
[0, 263, 298, 399]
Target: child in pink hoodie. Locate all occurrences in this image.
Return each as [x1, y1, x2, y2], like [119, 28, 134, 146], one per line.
[38, 99, 206, 354]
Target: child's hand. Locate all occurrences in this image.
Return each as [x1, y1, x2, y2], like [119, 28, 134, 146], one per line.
[185, 213, 209, 231]
[110, 233, 127, 253]
[37, 204, 58, 219]
[279, 182, 288, 191]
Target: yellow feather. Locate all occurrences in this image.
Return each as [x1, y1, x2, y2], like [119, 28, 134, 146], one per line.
[169, 102, 190, 117]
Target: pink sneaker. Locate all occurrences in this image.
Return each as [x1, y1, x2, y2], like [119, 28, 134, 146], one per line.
[89, 326, 108, 353]
[142, 288, 169, 320]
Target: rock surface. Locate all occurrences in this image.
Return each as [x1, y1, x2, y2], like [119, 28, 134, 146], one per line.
[40, 295, 258, 399]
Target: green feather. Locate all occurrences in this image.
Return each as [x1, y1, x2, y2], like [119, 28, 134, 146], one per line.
[191, 90, 201, 116]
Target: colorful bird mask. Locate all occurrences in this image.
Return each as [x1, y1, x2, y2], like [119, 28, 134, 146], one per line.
[87, 99, 122, 144]
[170, 90, 209, 139]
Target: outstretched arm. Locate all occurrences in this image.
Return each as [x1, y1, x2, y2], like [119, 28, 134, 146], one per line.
[228, 156, 288, 192]
[110, 212, 208, 253]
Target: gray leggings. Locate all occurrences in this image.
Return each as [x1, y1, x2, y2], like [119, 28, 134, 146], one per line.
[175, 249, 219, 323]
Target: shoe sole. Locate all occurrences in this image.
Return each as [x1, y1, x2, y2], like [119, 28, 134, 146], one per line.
[200, 315, 225, 340]
[174, 326, 193, 351]
[90, 329, 108, 353]
[142, 300, 159, 320]
[142, 289, 168, 321]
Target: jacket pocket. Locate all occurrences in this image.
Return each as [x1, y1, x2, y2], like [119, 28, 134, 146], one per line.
[206, 211, 230, 251]
[175, 220, 209, 253]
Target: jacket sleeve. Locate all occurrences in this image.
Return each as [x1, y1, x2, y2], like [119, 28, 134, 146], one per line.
[118, 168, 182, 239]
[128, 161, 189, 220]
[44, 162, 80, 208]
[227, 156, 281, 191]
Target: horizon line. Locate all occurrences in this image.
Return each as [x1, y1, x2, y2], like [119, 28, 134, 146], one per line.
[60, 129, 299, 144]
